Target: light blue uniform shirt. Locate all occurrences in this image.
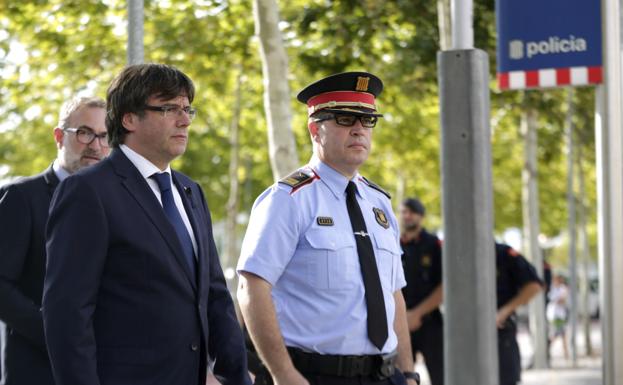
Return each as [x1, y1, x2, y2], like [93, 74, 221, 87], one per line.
[238, 156, 406, 355]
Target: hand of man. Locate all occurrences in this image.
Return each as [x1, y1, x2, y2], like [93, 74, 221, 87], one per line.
[407, 308, 423, 331]
[496, 305, 512, 329]
[273, 369, 310, 385]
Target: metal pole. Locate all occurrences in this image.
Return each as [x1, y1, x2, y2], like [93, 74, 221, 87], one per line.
[441, 3, 497, 385]
[565, 88, 578, 366]
[451, 0, 473, 49]
[439, 49, 498, 385]
[598, 0, 623, 380]
[127, 0, 144, 65]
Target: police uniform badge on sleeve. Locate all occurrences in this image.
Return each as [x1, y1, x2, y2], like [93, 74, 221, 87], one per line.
[373, 207, 389, 229]
[421, 254, 432, 267]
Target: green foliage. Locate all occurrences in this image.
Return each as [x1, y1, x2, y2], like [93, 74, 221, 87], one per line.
[0, 0, 598, 261]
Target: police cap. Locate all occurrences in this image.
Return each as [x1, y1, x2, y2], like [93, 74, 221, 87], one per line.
[402, 198, 426, 216]
[297, 71, 384, 117]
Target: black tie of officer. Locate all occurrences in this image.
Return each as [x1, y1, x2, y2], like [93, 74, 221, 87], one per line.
[345, 181, 388, 350]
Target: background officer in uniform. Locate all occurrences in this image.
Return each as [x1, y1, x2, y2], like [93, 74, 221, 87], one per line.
[0, 96, 108, 385]
[495, 242, 543, 385]
[399, 198, 443, 385]
[237, 72, 419, 385]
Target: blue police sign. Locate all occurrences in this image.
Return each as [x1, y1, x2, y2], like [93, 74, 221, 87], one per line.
[496, 0, 602, 90]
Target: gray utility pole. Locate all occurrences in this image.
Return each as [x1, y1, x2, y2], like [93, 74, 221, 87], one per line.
[597, 0, 623, 381]
[439, 0, 498, 384]
[127, 0, 144, 65]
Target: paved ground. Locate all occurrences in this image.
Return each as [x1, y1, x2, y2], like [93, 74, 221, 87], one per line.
[414, 319, 603, 385]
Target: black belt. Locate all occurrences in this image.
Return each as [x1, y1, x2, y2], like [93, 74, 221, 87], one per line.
[286, 347, 396, 379]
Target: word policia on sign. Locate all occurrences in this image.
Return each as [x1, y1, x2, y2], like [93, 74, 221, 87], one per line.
[509, 35, 588, 60]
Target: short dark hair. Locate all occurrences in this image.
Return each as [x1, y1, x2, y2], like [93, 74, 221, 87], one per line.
[106, 63, 195, 147]
[402, 198, 426, 216]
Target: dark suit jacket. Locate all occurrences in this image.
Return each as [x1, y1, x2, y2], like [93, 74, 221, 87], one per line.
[0, 165, 58, 385]
[43, 149, 250, 385]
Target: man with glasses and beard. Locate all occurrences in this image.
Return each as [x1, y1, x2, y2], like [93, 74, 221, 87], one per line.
[399, 198, 444, 385]
[0, 96, 109, 385]
[238, 72, 419, 385]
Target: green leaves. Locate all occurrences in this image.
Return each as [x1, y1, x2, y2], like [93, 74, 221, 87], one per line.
[0, 0, 597, 253]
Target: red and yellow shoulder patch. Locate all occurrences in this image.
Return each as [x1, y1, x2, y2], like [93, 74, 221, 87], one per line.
[279, 167, 319, 194]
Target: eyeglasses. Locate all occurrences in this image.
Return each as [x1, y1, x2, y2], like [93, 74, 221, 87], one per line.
[313, 113, 379, 128]
[63, 127, 109, 147]
[143, 105, 197, 120]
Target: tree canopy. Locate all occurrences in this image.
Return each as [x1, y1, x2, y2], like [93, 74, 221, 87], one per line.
[0, 0, 597, 265]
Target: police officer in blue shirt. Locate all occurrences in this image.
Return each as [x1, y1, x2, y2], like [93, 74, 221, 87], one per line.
[400, 198, 443, 385]
[495, 243, 542, 385]
[237, 72, 419, 385]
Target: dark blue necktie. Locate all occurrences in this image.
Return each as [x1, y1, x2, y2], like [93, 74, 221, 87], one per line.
[152, 172, 196, 277]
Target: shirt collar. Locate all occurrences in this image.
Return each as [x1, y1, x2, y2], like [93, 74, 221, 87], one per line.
[52, 159, 71, 182]
[120, 144, 172, 180]
[308, 156, 367, 201]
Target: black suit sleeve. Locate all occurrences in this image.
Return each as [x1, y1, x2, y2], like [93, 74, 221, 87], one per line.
[199, 186, 251, 385]
[43, 176, 106, 385]
[0, 184, 46, 349]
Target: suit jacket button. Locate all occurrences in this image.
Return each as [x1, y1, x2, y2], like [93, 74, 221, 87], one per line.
[190, 343, 199, 351]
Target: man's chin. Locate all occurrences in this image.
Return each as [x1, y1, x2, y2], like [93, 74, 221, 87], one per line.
[80, 157, 100, 168]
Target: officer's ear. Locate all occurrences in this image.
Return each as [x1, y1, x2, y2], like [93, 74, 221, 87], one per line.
[308, 120, 319, 138]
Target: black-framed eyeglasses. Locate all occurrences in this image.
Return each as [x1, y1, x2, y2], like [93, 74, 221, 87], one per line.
[313, 113, 379, 128]
[143, 104, 197, 120]
[63, 127, 109, 147]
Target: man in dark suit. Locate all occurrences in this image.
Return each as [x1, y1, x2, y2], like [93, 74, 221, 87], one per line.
[0, 96, 109, 385]
[43, 64, 251, 385]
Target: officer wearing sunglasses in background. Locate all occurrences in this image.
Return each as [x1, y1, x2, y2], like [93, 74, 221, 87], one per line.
[237, 72, 419, 385]
[0, 96, 109, 385]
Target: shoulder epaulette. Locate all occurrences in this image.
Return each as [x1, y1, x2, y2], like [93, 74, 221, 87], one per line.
[361, 176, 391, 199]
[279, 167, 318, 192]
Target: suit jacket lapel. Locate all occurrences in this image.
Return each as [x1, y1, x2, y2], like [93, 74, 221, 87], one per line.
[109, 149, 197, 292]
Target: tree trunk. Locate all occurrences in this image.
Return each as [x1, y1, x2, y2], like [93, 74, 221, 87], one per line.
[520, 100, 548, 369]
[253, 0, 299, 180]
[224, 67, 243, 272]
[437, 0, 452, 50]
[565, 87, 578, 366]
[576, 131, 594, 357]
[395, 170, 406, 213]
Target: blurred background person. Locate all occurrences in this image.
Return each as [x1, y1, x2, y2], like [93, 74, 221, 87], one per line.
[547, 274, 569, 361]
[495, 242, 543, 385]
[0, 96, 108, 385]
[400, 198, 443, 385]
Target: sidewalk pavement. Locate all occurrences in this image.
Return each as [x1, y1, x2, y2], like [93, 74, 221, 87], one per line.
[414, 319, 603, 385]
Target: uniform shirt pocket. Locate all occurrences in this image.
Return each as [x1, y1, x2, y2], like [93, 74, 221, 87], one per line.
[372, 232, 400, 290]
[303, 229, 357, 290]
